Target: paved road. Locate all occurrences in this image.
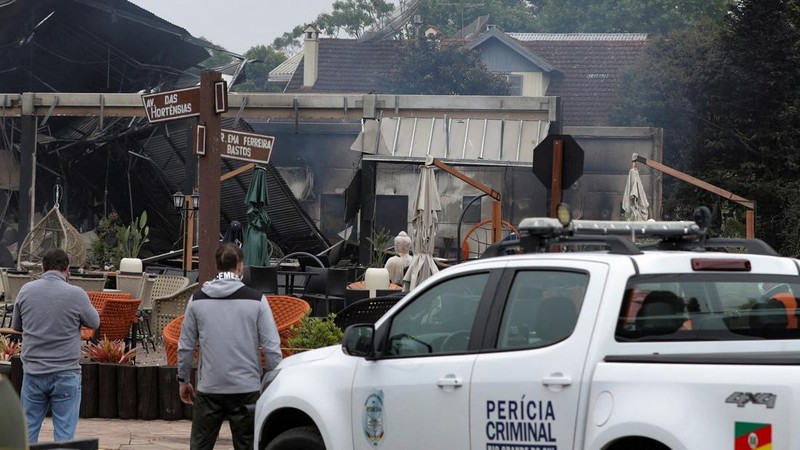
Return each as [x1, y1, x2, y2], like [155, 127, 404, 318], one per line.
[37, 417, 234, 449]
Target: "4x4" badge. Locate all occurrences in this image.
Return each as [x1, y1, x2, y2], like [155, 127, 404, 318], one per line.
[725, 392, 776, 409]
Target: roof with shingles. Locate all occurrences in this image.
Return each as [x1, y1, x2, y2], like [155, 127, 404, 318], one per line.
[286, 39, 402, 93]
[514, 34, 648, 126]
[285, 33, 648, 126]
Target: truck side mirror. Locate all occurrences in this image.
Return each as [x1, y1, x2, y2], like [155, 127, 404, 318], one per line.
[342, 324, 375, 358]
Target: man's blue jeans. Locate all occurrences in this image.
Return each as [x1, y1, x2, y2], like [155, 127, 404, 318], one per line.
[21, 370, 81, 443]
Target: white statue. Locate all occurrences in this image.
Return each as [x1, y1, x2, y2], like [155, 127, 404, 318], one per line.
[384, 231, 412, 285]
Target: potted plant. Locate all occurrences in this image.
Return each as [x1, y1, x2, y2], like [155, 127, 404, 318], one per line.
[89, 210, 150, 271]
[286, 314, 344, 354]
[83, 337, 137, 419]
[0, 335, 21, 377]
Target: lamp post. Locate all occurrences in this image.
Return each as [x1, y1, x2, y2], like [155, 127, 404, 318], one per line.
[172, 190, 200, 276]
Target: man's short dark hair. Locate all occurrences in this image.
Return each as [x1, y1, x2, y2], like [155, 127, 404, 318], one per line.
[42, 248, 70, 272]
[215, 243, 243, 272]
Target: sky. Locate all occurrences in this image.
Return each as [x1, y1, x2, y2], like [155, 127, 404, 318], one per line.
[129, 0, 336, 55]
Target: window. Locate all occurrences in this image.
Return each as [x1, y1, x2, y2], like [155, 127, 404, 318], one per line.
[496, 270, 588, 349]
[386, 273, 489, 356]
[506, 74, 523, 96]
[616, 274, 800, 341]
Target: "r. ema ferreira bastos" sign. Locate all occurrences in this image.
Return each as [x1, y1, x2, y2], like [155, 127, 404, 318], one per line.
[218, 129, 274, 164]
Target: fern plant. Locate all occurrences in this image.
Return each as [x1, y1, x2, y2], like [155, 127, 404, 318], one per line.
[366, 228, 392, 268]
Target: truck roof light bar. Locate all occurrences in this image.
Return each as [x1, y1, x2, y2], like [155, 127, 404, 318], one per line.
[570, 220, 701, 238]
[517, 218, 701, 240]
[480, 207, 778, 258]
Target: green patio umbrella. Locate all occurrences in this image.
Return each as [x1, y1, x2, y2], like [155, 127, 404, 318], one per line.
[243, 166, 271, 266]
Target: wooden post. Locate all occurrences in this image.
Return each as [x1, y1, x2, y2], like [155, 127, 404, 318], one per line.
[116, 365, 138, 419]
[746, 209, 755, 239]
[97, 363, 119, 418]
[549, 138, 564, 217]
[197, 71, 223, 283]
[79, 362, 99, 418]
[491, 200, 502, 242]
[136, 365, 160, 420]
[158, 366, 183, 420]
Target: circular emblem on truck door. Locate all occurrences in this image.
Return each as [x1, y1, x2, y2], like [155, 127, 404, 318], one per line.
[363, 390, 385, 447]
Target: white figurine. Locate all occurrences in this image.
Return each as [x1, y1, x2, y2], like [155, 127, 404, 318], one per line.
[384, 231, 412, 285]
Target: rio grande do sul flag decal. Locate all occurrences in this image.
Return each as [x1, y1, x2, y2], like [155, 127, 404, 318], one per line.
[735, 422, 772, 450]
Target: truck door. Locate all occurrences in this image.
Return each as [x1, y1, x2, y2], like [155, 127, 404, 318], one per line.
[351, 271, 497, 450]
[470, 262, 608, 450]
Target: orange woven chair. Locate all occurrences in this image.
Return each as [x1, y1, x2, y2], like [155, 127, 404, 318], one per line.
[163, 315, 188, 366]
[81, 291, 132, 341]
[98, 298, 141, 341]
[267, 295, 310, 357]
[163, 296, 310, 364]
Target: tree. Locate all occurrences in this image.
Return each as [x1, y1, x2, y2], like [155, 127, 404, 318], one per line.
[317, 0, 395, 38]
[234, 45, 288, 92]
[531, 0, 732, 34]
[272, 25, 306, 56]
[415, 0, 537, 37]
[388, 37, 509, 95]
[611, 0, 800, 255]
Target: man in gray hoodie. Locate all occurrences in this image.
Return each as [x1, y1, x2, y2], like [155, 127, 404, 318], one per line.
[178, 243, 282, 450]
[11, 248, 100, 443]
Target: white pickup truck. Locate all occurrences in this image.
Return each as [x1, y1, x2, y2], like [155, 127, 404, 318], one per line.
[255, 210, 800, 450]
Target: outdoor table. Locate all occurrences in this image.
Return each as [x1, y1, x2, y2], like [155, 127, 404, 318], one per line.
[277, 271, 318, 296]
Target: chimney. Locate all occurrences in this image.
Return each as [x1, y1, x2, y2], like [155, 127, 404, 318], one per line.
[303, 24, 320, 88]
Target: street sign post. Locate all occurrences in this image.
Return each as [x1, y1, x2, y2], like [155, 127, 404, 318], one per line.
[219, 129, 274, 164]
[533, 134, 585, 217]
[141, 87, 200, 123]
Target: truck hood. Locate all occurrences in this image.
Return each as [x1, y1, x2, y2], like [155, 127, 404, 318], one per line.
[278, 345, 341, 369]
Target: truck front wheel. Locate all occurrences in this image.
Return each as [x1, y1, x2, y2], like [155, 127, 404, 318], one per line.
[266, 426, 325, 450]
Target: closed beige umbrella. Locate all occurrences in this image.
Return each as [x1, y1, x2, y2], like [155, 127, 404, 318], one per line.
[404, 162, 441, 290]
[622, 167, 650, 221]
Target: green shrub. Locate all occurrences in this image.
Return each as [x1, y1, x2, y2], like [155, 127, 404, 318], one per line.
[286, 313, 344, 353]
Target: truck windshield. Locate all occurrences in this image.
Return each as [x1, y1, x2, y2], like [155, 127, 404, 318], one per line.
[616, 273, 800, 341]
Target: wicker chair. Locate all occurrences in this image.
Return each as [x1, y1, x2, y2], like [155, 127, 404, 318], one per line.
[152, 283, 199, 342]
[163, 295, 310, 364]
[135, 275, 158, 352]
[267, 295, 311, 357]
[150, 275, 190, 300]
[69, 274, 108, 292]
[115, 273, 146, 298]
[81, 291, 132, 341]
[1, 270, 32, 327]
